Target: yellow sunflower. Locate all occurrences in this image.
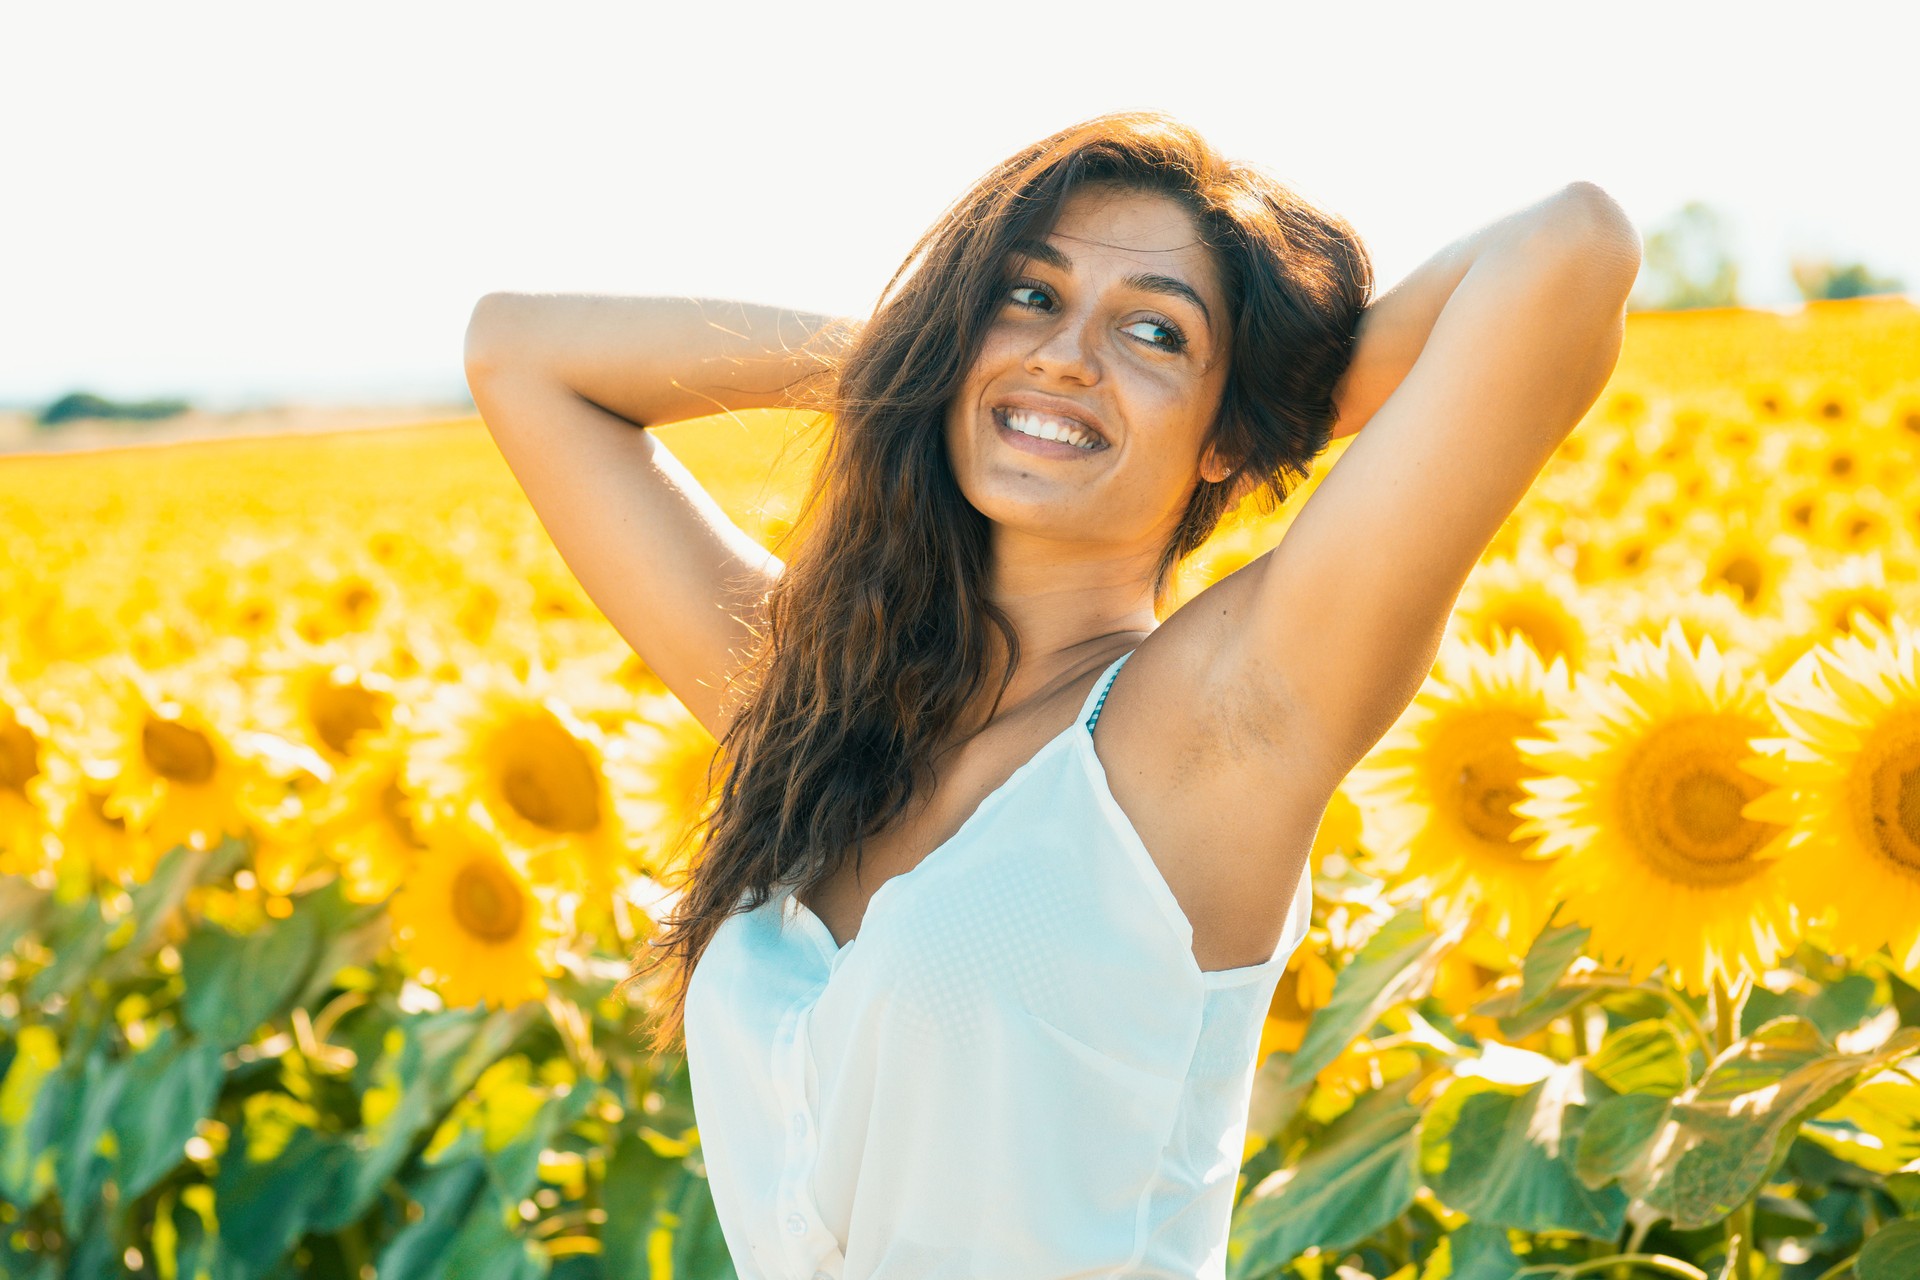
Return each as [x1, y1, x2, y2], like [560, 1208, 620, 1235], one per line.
[1309, 785, 1363, 874]
[288, 556, 401, 647]
[1743, 613, 1920, 970]
[1607, 579, 1762, 676]
[1345, 633, 1574, 948]
[308, 725, 427, 904]
[67, 654, 269, 881]
[241, 631, 400, 769]
[181, 553, 300, 651]
[1828, 488, 1903, 555]
[1509, 620, 1799, 994]
[401, 656, 666, 903]
[1260, 933, 1336, 1060]
[33, 746, 157, 889]
[618, 687, 724, 875]
[387, 802, 559, 1009]
[1674, 497, 1798, 611]
[1447, 545, 1599, 673]
[1789, 548, 1910, 646]
[0, 666, 56, 878]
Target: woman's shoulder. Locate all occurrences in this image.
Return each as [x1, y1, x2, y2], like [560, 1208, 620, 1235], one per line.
[1092, 599, 1334, 973]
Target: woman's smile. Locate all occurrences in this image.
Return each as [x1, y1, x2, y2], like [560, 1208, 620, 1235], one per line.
[994, 406, 1110, 459]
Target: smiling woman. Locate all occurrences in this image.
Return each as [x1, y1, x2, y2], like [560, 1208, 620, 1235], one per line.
[468, 108, 1373, 1278]
[947, 183, 1243, 558]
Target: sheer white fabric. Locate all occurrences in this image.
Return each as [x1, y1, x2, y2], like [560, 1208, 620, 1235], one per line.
[683, 649, 1315, 1279]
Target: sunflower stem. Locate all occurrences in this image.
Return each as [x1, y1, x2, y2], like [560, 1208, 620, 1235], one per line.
[1720, 974, 1751, 1059]
[1711, 972, 1759, 1280]
[1571, 973, 1712, 1060]
[1658, 986, 1713, 1064]
[1511, 1252, 1708, 1279]
[1724, 1200, 1757, 1280]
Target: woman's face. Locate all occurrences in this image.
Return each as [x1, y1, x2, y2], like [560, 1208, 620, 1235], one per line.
[944, 183, 1235, 552]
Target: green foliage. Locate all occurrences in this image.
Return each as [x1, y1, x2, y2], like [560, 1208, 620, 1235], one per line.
[1628, 201, 1743, 312]
[1421, 1064, 1629, 1238]
[34, 391, 192, 427]
[1860, 1216, 1920, 1280]
[1791, 256, 1907, 302]
[1285, 906, 1465, 1088]
[1235, 873, 1920, 1278]
[1232, 1072, 1424, 1269]
[6, 834, 1919, 1278]
[0, 837, 731, 1279]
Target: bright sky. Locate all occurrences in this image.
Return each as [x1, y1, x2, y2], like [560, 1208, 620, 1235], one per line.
[4, 0, 1913, 409]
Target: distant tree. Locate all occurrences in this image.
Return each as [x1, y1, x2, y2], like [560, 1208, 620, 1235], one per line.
[36, 391, 192, 427]
[1789, 255, 1906, 301]
[1627, 201, 1743, 312]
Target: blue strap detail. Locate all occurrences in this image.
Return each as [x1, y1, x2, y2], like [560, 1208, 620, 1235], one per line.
[1084, 651, 1134, 733]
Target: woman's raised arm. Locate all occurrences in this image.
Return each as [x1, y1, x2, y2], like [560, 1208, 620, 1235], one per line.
[463, 294, 860, 739]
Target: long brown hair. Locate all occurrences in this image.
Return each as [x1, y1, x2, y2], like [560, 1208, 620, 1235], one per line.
[628, 110, 1372, 1055]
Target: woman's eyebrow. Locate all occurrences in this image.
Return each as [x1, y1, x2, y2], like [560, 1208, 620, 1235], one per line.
[1007, 237, 1213, 337]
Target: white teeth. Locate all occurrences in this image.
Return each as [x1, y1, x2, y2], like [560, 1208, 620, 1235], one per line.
[1001, 409, 1100, 450]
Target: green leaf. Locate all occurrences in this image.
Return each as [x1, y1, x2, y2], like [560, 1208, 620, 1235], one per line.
[0, 1224, 61, 1280]
[54, 1046, 128, 1238]
[310, 1020, 436, 1234]
[108, 1025, 224, 1200]
[1467, 917, 1598, 1039]
[1287, 906, 1463, 1087]
[600, 1130, 681, 1280]
[291, 897, 389, 1011]
[1419, 1220, 1522, 1280]
[178, 906, 320, 1051]
[377, 1159, 491, 1280]
[25, 898, 112, 1004]
[1742, 971, 1880, 1042]
[1887, 967, 1920, 1028]
[1521, 918, 1590, 1006]
[485, 1072, 595, 1203]
[312, 1001, 539, 1235]
[0, 1024, 65, 1205]
[438, 1181, 549, 1280]
[1620, 1018, 1920, 1229]
[1860, 1217, 1920, 1280]
[95, 837, 248, 985]
[1587, 1021, 1690, 1097]
[1419, 1064, 1627, 1238]
[1246, 1048, 1315, 1148]
[1752, 1192, 1823, 1240]
[1574, 1092, 1669, 1190]
[1229, 1072, 1424, 1269]
[660, 1158, 740, 1280]
[1491, 984, 1589, 1040]
[210, 1124, 354, 1273]
[1801, 1078, 1920, 1175]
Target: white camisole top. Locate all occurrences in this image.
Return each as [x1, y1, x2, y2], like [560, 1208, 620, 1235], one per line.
[682, 648, 1316, 1279]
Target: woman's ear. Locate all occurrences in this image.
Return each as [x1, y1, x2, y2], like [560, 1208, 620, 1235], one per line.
[1201, 441, 1258, 504]
[1200, 440, 1236, 485]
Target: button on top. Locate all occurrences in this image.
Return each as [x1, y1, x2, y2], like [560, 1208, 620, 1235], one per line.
[785, 1212, 808, 1236]
[791, 1111, 808, 1137]
[813, 1271, 833, 1280]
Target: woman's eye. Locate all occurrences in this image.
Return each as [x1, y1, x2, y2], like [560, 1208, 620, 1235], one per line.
[1002, 279, 1188, 353]
[1007, 282, 1053, 310]
[1124, 319, 1187, 352]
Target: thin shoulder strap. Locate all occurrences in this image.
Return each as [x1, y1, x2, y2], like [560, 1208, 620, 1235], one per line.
[1081, 649, 1137, 734]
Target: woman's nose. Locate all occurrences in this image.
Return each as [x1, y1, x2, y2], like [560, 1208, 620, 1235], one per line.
[1025, 313, 1099, 381]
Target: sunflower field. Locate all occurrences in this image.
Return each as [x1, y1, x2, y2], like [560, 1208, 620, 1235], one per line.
[4, 296, 1920, 1279]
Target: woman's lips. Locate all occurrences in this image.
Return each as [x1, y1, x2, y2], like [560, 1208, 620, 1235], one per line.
[994, 408, 1105, 460]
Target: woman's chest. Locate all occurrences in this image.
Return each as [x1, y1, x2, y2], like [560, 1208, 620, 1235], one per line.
[798, 723, 1326, 978]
